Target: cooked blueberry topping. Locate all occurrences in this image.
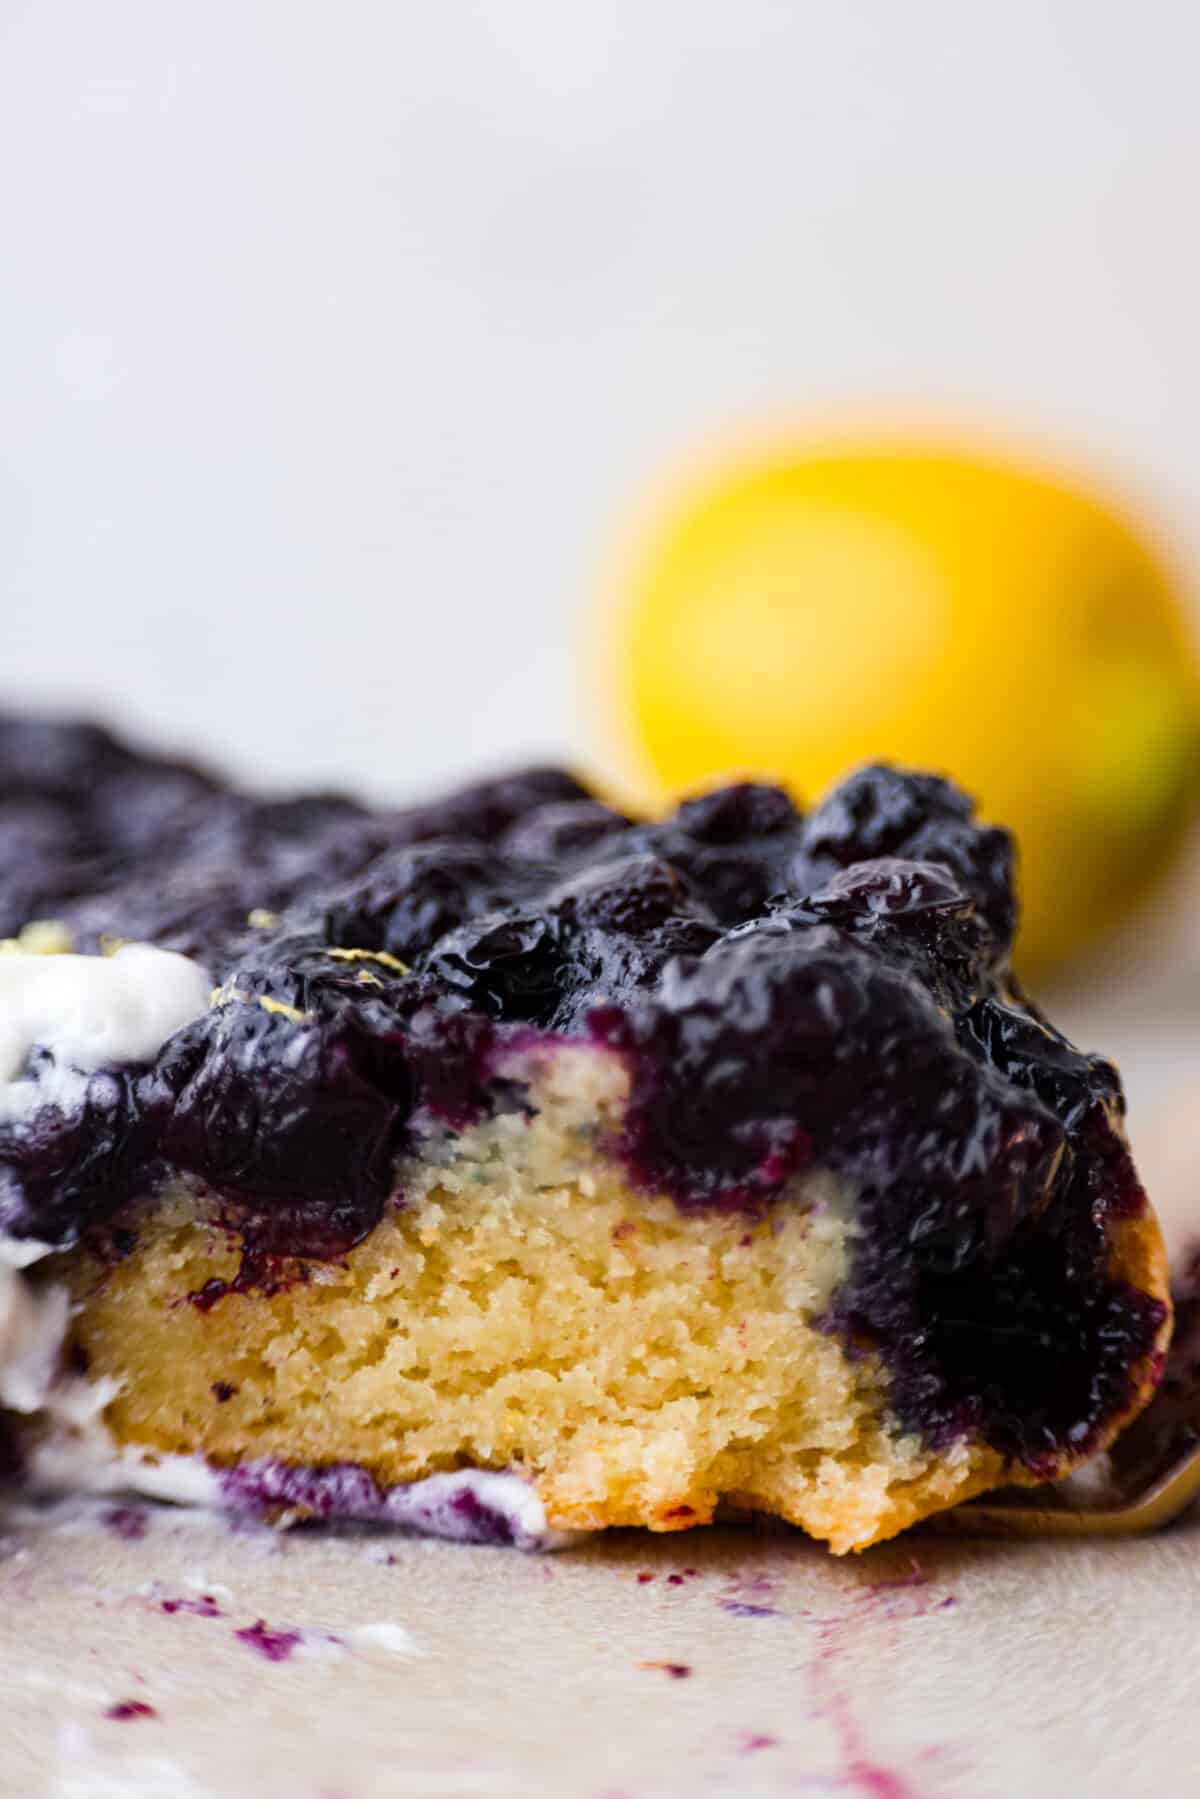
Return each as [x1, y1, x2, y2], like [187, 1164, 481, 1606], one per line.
[323, 841, 509, 963]
[672, 781, 798, 843]
[793, 763, 1016, 946]
[807, 856, 968, 919]
[550, 853, 697, 936]
[0, 713, 1163, 1470]
[426, 910, 568, 1023]
[502, 798, 630, 859]
[154, 1001, 404, 1255]
[0, 1058, 150, 1244]
[800, 762, 963, 852]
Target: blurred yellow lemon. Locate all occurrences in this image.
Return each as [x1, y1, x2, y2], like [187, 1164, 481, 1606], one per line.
[600, 440, 1200, 974]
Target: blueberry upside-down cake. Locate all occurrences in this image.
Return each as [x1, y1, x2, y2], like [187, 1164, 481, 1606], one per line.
[0, 715, 1170, 1552]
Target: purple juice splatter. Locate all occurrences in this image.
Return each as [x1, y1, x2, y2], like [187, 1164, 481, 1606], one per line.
[736, 1732, 778, 1754]
[719, 1570, 783, 1617]
[161, 1594, 223, 1618]
[796, 1568, 963, 1797]
[103, 1506, 148, 1542]
[809, 1620, 915, 1799]
[106, 1700, 157, 1721]
[235, 1619, 304, 1663]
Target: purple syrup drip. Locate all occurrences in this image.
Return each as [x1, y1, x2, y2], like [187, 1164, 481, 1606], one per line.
[105, 1701, 157, 1721]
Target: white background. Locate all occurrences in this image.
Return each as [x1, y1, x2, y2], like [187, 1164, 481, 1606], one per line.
[1, 1, 1199, 801]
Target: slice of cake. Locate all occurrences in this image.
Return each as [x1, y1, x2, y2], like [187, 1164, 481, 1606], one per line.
[0, 716, 1170, 1551]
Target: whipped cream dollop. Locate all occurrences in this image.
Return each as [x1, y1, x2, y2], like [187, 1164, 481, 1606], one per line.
[0, 943, 211, 1122]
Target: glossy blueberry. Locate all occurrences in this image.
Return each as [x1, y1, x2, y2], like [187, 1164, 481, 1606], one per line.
[806, 856, 969, 919]
[0, 1058, 151, 1247]
[502, 799, 630, 860]
[795, 763, 1016, 948]
[799, 763, 972, 862]
[154, 998, 404, 1256]
[548, 854, 700, 935]
[671, 781, 798, 843]
[324, 841, 509, 962]
[425, 911, 566, 1024]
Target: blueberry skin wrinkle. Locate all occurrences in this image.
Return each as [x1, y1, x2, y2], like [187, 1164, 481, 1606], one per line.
[0, 718, 1164, 1468]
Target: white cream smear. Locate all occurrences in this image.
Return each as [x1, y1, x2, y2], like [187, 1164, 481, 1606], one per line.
[0, 943, 212, 1124]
